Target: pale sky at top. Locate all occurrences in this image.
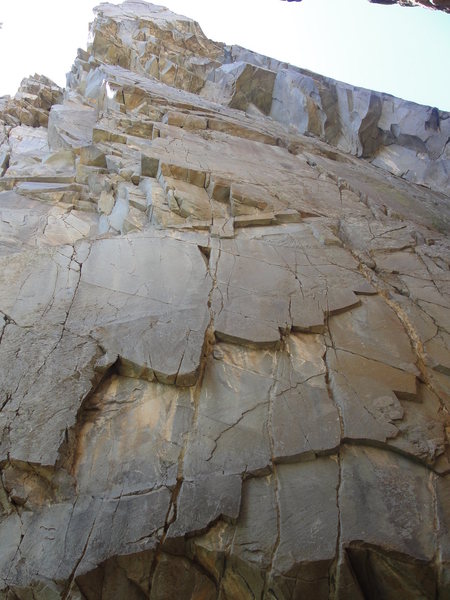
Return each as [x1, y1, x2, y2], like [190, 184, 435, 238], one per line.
[0, 0, 449, 110]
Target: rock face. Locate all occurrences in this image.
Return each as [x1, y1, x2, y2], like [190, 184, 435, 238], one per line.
[369, 0, 450, 11]
[0, 2, 449, 598]
[283, 0, 450, 12]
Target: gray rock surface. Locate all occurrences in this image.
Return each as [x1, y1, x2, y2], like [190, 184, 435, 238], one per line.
[369, 0, 450, 11]
[0, 2, 449, 598]
[283, 0, 450, 12]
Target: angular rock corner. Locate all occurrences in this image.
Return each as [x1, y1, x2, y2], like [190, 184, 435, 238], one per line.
[0, 1, 449, 598]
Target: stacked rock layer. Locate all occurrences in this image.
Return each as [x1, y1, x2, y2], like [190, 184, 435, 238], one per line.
[0, 2, 449, 598]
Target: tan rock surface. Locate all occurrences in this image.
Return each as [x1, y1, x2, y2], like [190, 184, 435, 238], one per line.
[0, 2, 449, 598]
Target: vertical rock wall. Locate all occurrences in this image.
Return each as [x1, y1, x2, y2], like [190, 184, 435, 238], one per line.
[0, 2, 449, 598]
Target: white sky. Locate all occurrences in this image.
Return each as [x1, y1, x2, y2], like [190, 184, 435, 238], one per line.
[0, 0, 449, 110]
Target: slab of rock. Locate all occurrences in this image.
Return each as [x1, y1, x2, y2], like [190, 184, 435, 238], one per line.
[67, 234, 212, 385]
[0, 1, 449, 597]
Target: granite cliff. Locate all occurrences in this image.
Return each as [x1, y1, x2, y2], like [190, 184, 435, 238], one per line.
[0, 2, 449, 598]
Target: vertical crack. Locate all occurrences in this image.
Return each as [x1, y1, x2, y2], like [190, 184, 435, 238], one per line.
[147, 477, 183, 597]
[322, 320, 345, 600]
[332, 219, 448, 419]
[355, 257, 448, 415]
[324, 339, 345, 443]
[145, 245, 222, 594]
[27, 243, 91, 388]
[62, 503, 100, 600]
[431, 471, 441, 599]
[329, 451, 343, 600]
[262, 349, 282, 598]
[4, 470, 25, 584]
[0, 311, 16, 347]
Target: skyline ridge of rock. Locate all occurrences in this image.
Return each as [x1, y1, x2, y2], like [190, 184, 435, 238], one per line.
[282, 0, 450, 13]
[71, 0, 450, 197]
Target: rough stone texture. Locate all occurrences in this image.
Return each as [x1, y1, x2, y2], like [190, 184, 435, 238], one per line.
[283, 0, 450, 12]
[369, 0, 450, 11]
[0, 2, 449, 598]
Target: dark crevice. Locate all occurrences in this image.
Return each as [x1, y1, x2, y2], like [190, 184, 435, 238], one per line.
[56, 358, 121, 477]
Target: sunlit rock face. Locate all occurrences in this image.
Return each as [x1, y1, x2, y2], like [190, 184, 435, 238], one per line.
[0, 1, 449, 598]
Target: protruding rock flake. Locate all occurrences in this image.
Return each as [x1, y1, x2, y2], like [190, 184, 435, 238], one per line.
[0, 2, 449, 597]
